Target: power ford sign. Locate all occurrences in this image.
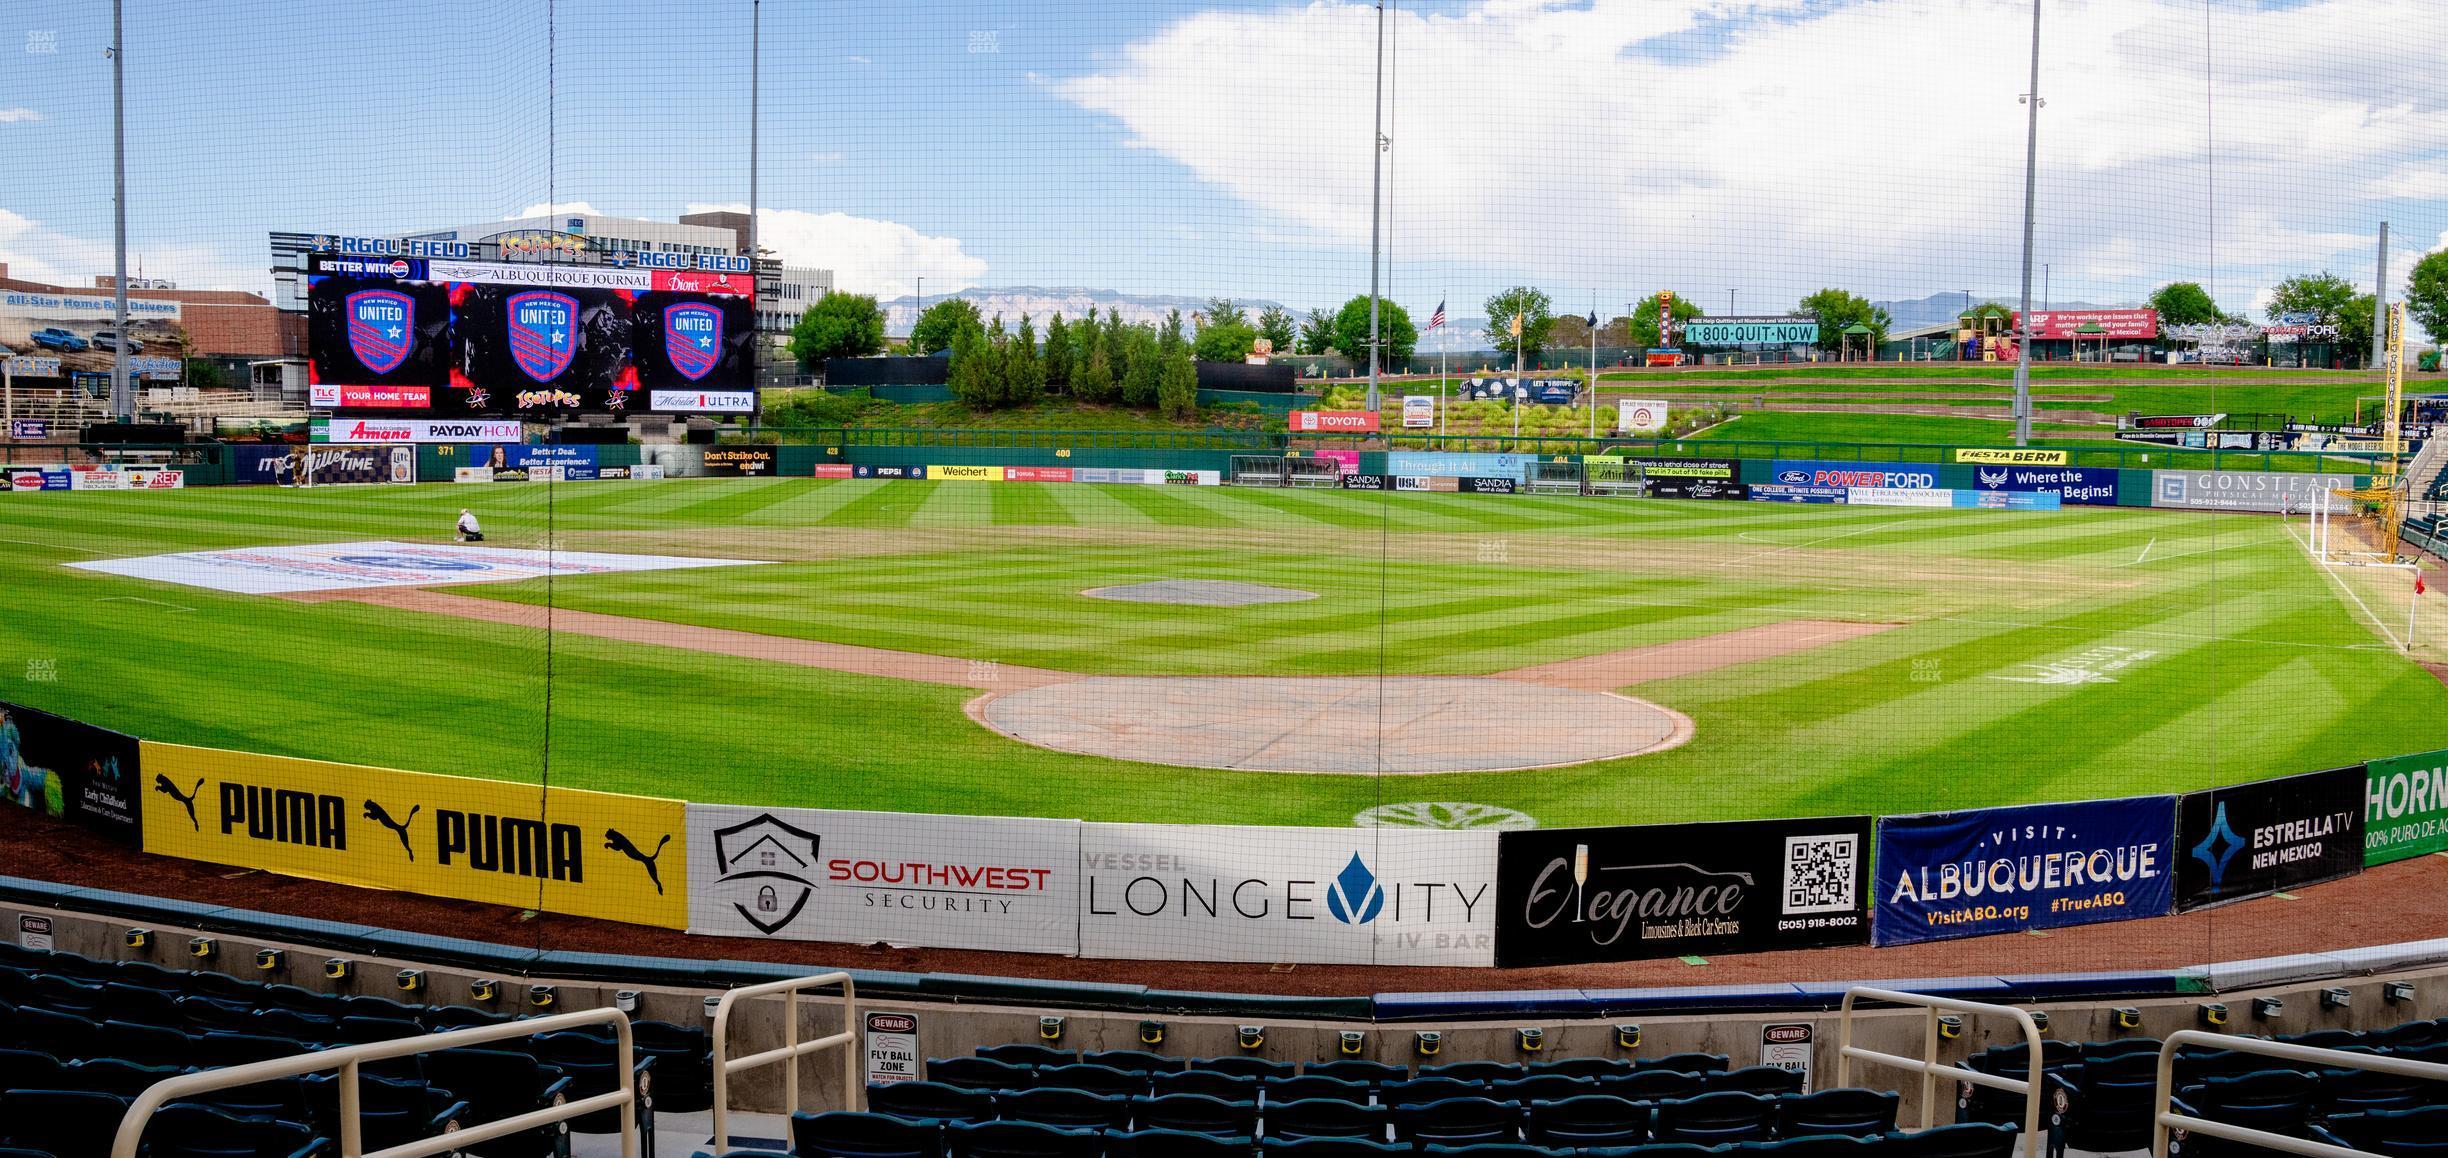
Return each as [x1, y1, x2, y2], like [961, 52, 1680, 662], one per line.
[1770, 461, 1942, 489]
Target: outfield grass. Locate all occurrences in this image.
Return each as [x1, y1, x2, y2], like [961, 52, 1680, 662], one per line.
[5, 478, 2441, 828]
[1688, 413, 2102, 445]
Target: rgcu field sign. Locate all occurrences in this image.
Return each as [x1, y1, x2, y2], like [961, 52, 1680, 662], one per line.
[1290, 410, 1381, 433]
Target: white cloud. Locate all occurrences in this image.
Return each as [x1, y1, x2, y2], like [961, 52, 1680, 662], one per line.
[847, 55, 873, 64]
[0, 206, 265, 293]
[0, 108, 40, 124]
[809, 151, 844, 163]
[506, 201, 607, 220]
[1054, 0, 2448, 303]
[681, 203, 987, 300]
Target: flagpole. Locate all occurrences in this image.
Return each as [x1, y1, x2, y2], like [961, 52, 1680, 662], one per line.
[1588, 295, 1598, 444]
[1438, 300, 1448, 437]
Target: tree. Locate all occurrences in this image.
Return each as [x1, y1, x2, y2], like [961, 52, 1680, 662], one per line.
[1042, 312, 1073, 390]
[1160, 308, 1186, 356]
[1257, 305, 1297, 354]
[1192, 319, 1258, 363]
[789, 290, 884, 368]
[1157, 346, 1199, 420]
[1795, 288, 1892, 352]
[946, 327, 995, 408]
[2268, 272, 2359, 322]
[182, 358, 226, 391]
[1627, 293, 1707, 348]
[1119, 328, 1161, 407]
[2333, 293, 2377, 365]
[2148, 282, 2226, 327]
[1009, 313, 1044, 406]
[1481, 286, 1556, 364]
[1204, 298, 1248, 330]
[1330, 295, 1417, 366]
[907, 297, 985, 355]
[1075, 338, 1116, 402]
[1297, 307, 1335, 355]
[2411, 251, 2448, 343]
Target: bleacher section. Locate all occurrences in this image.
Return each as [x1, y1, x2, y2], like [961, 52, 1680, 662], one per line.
[9, 926, 2448, 1157]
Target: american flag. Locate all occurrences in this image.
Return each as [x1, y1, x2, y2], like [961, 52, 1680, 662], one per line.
[1428, 299, 1446, 330]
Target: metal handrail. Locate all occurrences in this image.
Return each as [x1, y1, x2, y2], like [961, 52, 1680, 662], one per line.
[709, 971, 860, 1157]
[1837, 986, 2045, 1154]
[2152, 1029, 2448, 1158]
[110, 1007, 637, 1158]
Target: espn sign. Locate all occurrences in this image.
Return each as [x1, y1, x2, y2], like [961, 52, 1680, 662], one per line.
[1289, 410, 1381, 433]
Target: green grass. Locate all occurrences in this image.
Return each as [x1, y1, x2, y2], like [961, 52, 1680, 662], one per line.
[1688, 412, 2102, 445]
[5, 478, 2441, 828]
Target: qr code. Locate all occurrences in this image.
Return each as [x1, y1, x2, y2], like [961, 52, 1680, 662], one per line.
[1782, 834, 1857, 914]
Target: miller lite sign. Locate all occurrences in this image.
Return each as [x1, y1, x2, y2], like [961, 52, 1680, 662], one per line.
[345, 289, 415, 374]
[506, 291, 578, 382]
[664, 302, 723, 381]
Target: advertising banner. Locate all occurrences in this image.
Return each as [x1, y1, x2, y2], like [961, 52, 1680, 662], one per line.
[855, 464, 928, 480]
[1634, 458, 1738, 480]
[1618, 400, 1671, 433]
[1078, 824, 1498, 966]
[2364, 749, 2448, 866]
[1459, 476, 1518, 494]
[230, 445, 388, 486]
[1493, 816, 1871, 967]
[1769, 461, 1942, 489]
[1308, 450, 1361, 476]
[2016, 309, 2160, 340]
[2151, 471, 2362, 513]
[648, 390, 757, 414]
[1968, 464, 2123, 506]
[1749, 484, 1847, 504]
[1387, 452, 1533, 482]
[312, 385, 432, 410]
[1, 699, 142, 844]
[2131, 414, 2225, 430]
[5, 359, 64, 381]
[703, 446, 778, 477]
[1403, 396, 1436, 428]
[1955, 449, 2069, 466]
[1005, 467, 1071, 483]
[454, 467, 495, 484]
[484, 445, 599, 481]
[140, 742, 687, 928]
[1952, 490, 2061, 511]
[1682, 320, 1821, 346]
[929, 464, 1005, 482]
[1872, 797, 2174, 946]
[1289, 410, 1382, 433]
[1848, 487, 1953, 508]
[2176, 766, 2365, 911]
[686, 803, 1079, 954]
[313, 418, 523, 445]
[1, 291, 186, 386]
[1339, 473, 1390, 490]
[1651, 478, 1749, 500]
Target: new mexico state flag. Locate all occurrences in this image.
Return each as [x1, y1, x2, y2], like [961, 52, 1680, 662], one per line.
[140, 742, 687, 929]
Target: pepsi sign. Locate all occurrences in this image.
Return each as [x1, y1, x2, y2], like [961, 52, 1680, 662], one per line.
[506, 291, 579, 382]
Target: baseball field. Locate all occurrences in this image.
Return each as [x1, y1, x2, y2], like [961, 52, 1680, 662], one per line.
[6, 476, 2443, 830]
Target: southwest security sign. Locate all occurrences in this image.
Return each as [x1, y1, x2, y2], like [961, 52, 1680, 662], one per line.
[1078, 825, 1498, 965]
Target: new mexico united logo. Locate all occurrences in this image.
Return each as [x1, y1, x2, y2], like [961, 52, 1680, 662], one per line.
[712, 812, 823, 935]
[506, 290, 579, 382]
[345, 289, 415, 374]
[664, 302, 723, 381]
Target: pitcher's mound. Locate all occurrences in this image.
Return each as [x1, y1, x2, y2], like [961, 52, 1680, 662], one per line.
[973, 676, 1690, 774]
[1082, 580, 1317, 607]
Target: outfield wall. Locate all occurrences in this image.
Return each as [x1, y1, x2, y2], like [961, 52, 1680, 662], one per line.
[3, 697, 2435, 968]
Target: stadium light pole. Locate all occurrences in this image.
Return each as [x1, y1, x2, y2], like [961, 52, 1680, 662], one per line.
[2010, 0, 2044, 446]
[109, 0, 130, 423]
[1365, 0, 1386, 411]
[2372, 222, 2390, 372]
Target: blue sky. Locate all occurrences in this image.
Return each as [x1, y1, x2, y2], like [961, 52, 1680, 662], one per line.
[6, 0, 2445, 322]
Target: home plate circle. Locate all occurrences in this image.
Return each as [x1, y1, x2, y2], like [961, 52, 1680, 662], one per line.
[971, 676, 1690, 774]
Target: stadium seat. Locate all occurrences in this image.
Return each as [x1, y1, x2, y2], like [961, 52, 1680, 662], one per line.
[63, 1056, 186, 1096]
[192, 1030, 312, 1070]
[993, 1087, 1129, 1132]
[1258, 1098, 1391, 1141]
[975, 1044, 1077, 1068]
[421, 1005, 513, 1032]
[12, 1006, 94, 1057]
[100, 1018, 193, 1067]
[98, 980, 183, 1026]
[2367, 1021, 2447, 1051]
[2314, 1105, 2448, 1158]
[2171, 1069, 2322, 1158]
[0, 1049, 64, 1092]
[1739, 1134, 1879, 1158]
[2273, 1029, 2363, 1051]
[1028, 1063, 1146, 1098]
[422, 1046, 574, 1158]
[1082, 1049, 1185, 1074]
[1420, 1061, 1525, 1083]
[1958, 1041, 2079, 1126]
[144, 1103, 326, 1158]
[944, 1118, 1103, 1158]
[0, 1089, 132, 1156]
[1708, 1065, 1807, 1097]
[174, 995, 261, 1034]
[1422, 1145, 1571, 1157]
[333, 1015, 426, 1044]
[791, 1109, 945, 1158]
[1187, 1056, 1292, 1078]
[1150, 1070, 1258, 1100]
[1392, 1096, 1522, 1147]
[2042, 1050, 2158, 1158]
[528, 1029, 653, 1137]
[1126, 1092, 1256, 1137]
[926, 1057, 1035, 1091]
[295, 1072, 466, 1154]
[1304, 1059, 1407, 1088]
[2077, 1037, 2164, 1064]
[868, 1081, 995, 1125]
[1524, 1094, 1652, 1148]
[251, 1007, 337, 1040]
[1883, 1122, 2021, 1158]
[1654, 1091, 1775, 1145]
[1259, 1075, 1372, 1106]
[2319, 1063, 2435, 1116]
[1774, 1088, 1901, 1138]
[1488, 1075, 1590, 1104]
[1524, 1057, 1631, 1079]
[1104, 1126, 1256, 1157]
[177, 1074, 318, 1128]
[630, 1020, 715, 1114]
[1262, 1139, 1407, 1156]
[1639, 1053, 1731, 1075]
[1581, 1145, 1718, 1158]
[1593, 1069, 1708, 1101]
[1380, 1076, 1489, 1109]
